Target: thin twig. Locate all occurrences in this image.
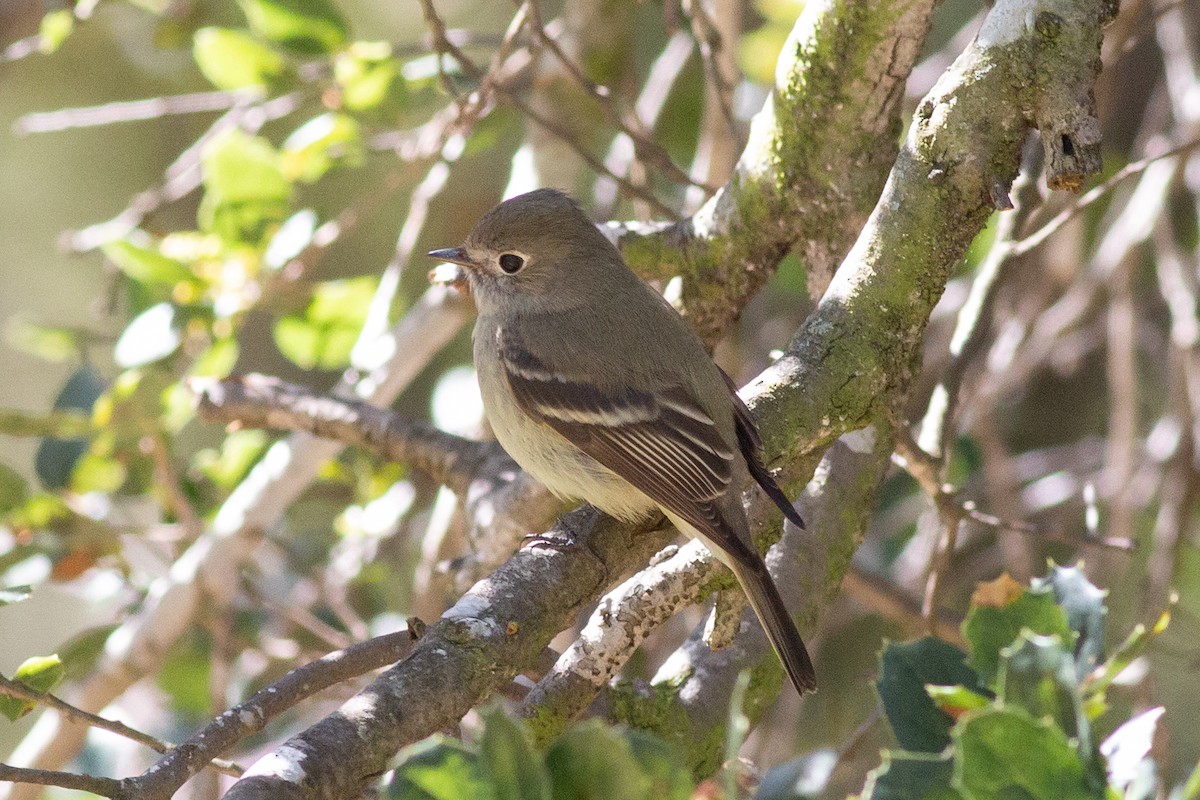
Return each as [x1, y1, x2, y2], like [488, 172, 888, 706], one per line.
[685, 0, 738, 139]
[125, 625, 424, 800]
[13, 89, 263, 135]
[0, 675, 241, 777]
[1011, 134, 1200, 257]
[418, 0, 679, 218]
[0, 764, 122, 797]
[143, 431, 202, 541]
[525, 0, 704, 189]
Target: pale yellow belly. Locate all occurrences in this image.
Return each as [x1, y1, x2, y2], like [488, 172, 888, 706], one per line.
[476, 356, 657, 523]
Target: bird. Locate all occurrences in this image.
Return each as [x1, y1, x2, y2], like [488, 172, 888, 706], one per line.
[428, 188, 816, 696]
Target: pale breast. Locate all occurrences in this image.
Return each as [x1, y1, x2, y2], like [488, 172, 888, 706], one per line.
[473, 318, 657, 523]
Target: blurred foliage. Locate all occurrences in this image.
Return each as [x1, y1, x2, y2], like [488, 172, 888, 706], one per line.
[0, 0, 1197, 796]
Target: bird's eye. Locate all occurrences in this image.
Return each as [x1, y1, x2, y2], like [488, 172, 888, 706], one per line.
[498, 253, 525, 274]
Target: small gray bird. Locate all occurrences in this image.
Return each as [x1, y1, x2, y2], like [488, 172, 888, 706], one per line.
[429, 189, 816, 696]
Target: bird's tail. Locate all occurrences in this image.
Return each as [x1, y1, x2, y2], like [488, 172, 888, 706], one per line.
[728, 557, 817, 696]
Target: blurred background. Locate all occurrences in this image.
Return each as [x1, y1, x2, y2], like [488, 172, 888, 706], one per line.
[1, 0, 1198, 796]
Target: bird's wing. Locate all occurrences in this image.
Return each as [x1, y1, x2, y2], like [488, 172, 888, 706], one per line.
[497, 327, 737, 538]
[717, 368, 807, 530]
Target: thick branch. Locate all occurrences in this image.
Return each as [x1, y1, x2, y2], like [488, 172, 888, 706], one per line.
[613, 0, 936, 339]
[191, 374, 509, 496]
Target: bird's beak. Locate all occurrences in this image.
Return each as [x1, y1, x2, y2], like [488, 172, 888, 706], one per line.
[427, 247, 476, 289]
[427, 247, 477, 268]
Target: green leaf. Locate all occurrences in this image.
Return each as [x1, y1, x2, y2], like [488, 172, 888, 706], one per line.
[544, 720, 652, 800]
[0, 654, 66, 720]
[282, 113, 364, 182]
[0, 585, 32, 608]
[997, 632, 1084, 741]
[952, 707, 1099, 800]
[0, 463, 29, 515]
[200, 129, 292, 244]
[477, 707, 551, 800]
[273, 276, 374, 369]
[157, 632, 211, 714]
[387, 735, 493, 800]
[861, 750, 960, 800]
[58, 624, 120, 681]
[69, 452, 127, 494]
[38, 9, 74, 53]
[1031, 564, 1107, 675]
[997, 631, 1107, 795]
[193, 27, 287, 90]
[203, 130, 291, 203]
[236, 0, 347, 54]
[877, 637, 986, 754]
[102, 239, 194, 286]
[623, 729, 693, 800]
[114, 303, 182, 368]
[335, 44, 404, 111]
[962, 577, 1073, 686]
[35, 366, 105, 490]
[925, 685, 990, 717]
[190, 338, 240, 379]
[5, 317, 79, 362]
[7, 492, 70, 530]
[196, 429, 269, 489]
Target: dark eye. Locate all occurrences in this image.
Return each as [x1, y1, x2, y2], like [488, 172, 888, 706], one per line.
[498, 253, 525, 274]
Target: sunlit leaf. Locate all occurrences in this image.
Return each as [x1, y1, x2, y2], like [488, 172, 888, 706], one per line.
[69, 451, 127, 494]
[282, 113, 364, 182]
[102, 239, 194, 286]
[264, 209, 318, 269]
[193, 27, 287, 90]
[196, 429, 269, 489]
[38, 10, 74, 53]
[114, 303, 182, 368]
[200, 129, 293, 244]
[273, 276, 374, 369]
[190, 338, 240, 379]
[203, 130, 291, 203]
[236, 0, 348, 54]
[1100, 706, 1163, 792]
[0, 654, 65, 721]
[7, 492, 70, 530]
[337, 45, 405, 110]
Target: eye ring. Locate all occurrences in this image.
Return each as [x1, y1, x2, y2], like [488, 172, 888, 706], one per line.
[498, 253, 525, 274]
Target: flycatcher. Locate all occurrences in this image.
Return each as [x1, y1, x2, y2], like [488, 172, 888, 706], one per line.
[429, 189, 816, 695]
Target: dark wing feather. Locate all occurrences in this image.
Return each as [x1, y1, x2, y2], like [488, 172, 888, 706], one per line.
[718, 368, 806, 530]
[498, 329, 736, 539]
